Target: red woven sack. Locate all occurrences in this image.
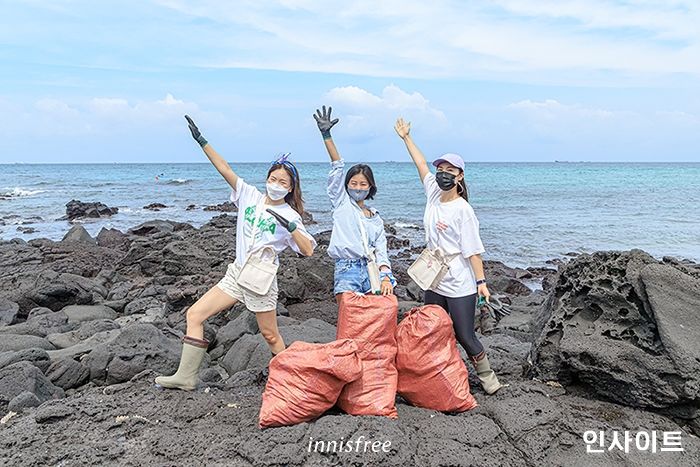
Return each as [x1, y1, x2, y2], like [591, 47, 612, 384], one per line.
[395, 305, 478, 412]
[259, 339, 362, 428]
[336, 292, 399, 418]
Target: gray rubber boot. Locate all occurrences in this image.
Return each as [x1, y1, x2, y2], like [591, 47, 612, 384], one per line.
[472, 353, 503, 395]
[155, 336, 208, 391]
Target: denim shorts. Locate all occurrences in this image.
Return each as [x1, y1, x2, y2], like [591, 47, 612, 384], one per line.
[333, 258, 371, 295]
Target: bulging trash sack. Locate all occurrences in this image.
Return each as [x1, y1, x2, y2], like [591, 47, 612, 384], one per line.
[395, 305, 478, 412]
[259, 339, 362, 428]
[336, 292, 399, 419]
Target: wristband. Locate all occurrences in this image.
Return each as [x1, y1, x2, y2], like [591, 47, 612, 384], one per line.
[286, 221, 297, 233]
[476, 279, 486, 286]
[321, 130, 332, 140]
[380, 271, 397, 287]
[196, 135, 208, 148]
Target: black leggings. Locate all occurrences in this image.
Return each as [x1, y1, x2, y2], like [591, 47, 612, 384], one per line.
[424, 290, 484, 358]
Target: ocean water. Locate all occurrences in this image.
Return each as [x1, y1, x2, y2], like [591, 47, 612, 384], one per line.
[1, 162, 698, 268]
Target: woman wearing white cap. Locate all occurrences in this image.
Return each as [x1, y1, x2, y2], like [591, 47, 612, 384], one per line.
[394, 117, 503, 394]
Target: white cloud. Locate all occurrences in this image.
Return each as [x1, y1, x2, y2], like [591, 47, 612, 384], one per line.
[5, 1, 699, 85]
[0, 94, 208, 138]
[35, 98, 80, 117]
[508, 99, 617, 119]
[326, 86, 382, 108]
[89, 98, 130, 114]
[326, 85, 446, 120]
[503, 98, 692, 146]
[490, 0, 698, 41]
[322, 84, 447, 141]
[153, 0, 700, 81]
[655, 110, 700, 127]
[159, 93, 185, 106]
[84, 94, 199, 125]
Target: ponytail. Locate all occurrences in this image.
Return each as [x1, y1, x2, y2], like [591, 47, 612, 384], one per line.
[457, 173, 469, 202]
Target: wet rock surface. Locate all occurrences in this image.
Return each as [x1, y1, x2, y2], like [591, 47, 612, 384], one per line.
[61, 199, 119, 220]
[0, 218, 698, 466]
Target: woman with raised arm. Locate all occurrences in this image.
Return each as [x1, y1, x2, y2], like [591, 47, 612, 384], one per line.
[393, 117, 502, 394]
[314, 106, 396, 299]
[154, 115, 317, 391]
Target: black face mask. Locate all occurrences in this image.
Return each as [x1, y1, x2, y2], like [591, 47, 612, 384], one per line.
[435, 171, 457, 191]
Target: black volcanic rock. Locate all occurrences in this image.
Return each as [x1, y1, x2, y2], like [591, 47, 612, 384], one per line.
[61, 225, 95, 244]
[531, 249, 700, 418]
[143, 203, 168, 211]
[203, 201, 237, 212]
[1, 213, 699, 465]
[61, 200, 118, 221]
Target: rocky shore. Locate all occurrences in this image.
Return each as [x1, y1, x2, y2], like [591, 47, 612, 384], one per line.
[0, 211, 699, 466]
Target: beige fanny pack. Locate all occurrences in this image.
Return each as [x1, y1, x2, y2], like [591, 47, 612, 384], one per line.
[238, 200, 279, 295]
[408, 209, 459, 290]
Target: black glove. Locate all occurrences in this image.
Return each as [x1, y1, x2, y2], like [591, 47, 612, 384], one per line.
[266, 208, 297, 233]
[313, 105, 339, 140]
[481, 295, 512, 321]
[185, 115, 208, 147]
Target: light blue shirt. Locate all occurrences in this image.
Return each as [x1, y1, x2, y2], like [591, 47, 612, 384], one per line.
[327, 159, 391, 269]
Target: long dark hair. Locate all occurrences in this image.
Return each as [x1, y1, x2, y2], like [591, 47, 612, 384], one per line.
[344, 164, 377, 200]
[457, 170, 469, 202]
[267, 162, 305, 216]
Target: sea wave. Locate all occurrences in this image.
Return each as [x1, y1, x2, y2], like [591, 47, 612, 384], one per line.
[393, 221, 421, 229]
[0, 215, 44, 225]
[165, 178, 192, 185]
[0, 187, 46, 199]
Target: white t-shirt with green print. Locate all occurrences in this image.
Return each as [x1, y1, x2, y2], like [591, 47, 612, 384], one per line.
[230, 177, 316, 267]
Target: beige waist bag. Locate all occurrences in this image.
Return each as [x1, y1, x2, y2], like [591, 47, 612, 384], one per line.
[238, 201, 279, 295]
[408, 209, 458, 290]
[407, 247, 458, 291]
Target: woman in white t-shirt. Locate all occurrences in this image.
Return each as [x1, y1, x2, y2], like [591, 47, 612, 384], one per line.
[394, 117, 503, 395]
[155, 115, 317, 391]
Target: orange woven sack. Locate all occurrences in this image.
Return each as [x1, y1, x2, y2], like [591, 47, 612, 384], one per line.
[336, 292, 398, 419]
[396, 305, 478, 412]
[259, 339, 362, 428]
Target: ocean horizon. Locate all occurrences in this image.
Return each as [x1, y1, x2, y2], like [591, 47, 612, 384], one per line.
[2, 162, 699, 268]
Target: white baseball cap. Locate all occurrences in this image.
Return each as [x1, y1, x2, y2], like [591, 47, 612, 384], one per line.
[432, 153, 465, 171]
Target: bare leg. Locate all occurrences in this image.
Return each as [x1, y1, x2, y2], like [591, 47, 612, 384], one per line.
[256, 309, 285, 355]
[155, 286, 237, 390]
[185, 286, 239, 339]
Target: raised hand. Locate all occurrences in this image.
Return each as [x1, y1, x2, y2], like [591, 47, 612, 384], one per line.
[394, 117, 411, 139]
[313, 105, 339, 140]
[185, 115, 208, 148]
[266, 208, 297, 233]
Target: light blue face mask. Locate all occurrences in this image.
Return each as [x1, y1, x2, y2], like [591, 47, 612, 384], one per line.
[348, 188, 370, 202]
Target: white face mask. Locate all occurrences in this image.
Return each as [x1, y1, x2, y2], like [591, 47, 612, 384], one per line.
[266, 182, 289, 201]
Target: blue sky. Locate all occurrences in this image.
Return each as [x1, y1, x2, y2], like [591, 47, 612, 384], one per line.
[1, 0, 699, 163]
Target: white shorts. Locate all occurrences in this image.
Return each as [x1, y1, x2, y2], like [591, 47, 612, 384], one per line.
[216, 262, 278, 313]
